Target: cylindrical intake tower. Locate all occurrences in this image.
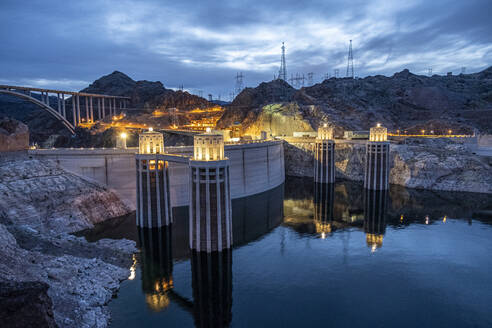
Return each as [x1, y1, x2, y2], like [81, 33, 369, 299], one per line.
[364, 124, 390, 190]
[136, 129, 172, 228]
[189, 129, 233, 252]
[314, 124, 335, 183]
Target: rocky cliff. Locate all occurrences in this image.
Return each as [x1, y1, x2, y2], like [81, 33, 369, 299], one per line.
[284, 138, 492, 194]
[0, 154, 135, 328]
[219, 66, 492, 135]
[0, 118, 29, 151]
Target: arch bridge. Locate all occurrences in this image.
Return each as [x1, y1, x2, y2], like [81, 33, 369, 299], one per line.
[0, 84, 130, 134]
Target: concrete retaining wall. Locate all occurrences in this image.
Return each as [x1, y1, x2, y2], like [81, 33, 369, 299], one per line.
[29, 141, 285, 208]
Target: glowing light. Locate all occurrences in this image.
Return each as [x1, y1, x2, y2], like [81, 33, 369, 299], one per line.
[376, 123, 381, 127]
[321, 232, 326, 239]
[206, 127, 212, 133]
[149, 127, 153, 132]
[120, 132, 127, 139]
[443, 216, 447, 223]
[128, 255, 136, 280]
[323, 123, 327, 128]
[448, 130, 452, 134]
[425, 215, 429, 225]
[400, 214, 404, 222]
[421, 130, 425, 134]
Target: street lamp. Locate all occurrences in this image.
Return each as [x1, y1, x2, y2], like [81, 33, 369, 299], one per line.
[118, 132, 127, 149]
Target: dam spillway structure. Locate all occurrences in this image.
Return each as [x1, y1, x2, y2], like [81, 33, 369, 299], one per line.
[189, 129, 233, 252]
[136, 128, 173, 228]
[364, 123, 390, 190]
[314, 124, 335, 184]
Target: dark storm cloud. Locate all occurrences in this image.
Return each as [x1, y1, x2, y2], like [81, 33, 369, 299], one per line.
[1, 0, 491, 98]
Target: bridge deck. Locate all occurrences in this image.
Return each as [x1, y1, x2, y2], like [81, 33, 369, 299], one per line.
[0, 84, 130, 99]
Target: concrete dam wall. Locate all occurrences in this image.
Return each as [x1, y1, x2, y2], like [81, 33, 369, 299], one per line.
[29, 140, 285, 208]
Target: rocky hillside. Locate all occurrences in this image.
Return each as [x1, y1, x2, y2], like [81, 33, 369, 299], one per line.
[0, 154, 135, 327]
[218, 66, 492, 134]
[0, 71, 214, 146]
[81, 71, 212, 111]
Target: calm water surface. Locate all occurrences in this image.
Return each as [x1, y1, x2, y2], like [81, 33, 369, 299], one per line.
[83, 177, 492, 327]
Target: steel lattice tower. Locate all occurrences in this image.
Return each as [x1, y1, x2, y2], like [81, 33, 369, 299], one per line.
[278, 42, 287, 81]
[235, 72, 244, 96]
[346, 40, 354, 78]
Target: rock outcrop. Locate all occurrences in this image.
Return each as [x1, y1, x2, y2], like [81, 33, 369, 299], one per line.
[0, 117, 29, 151]
[0, 154, 136, 327]
[219, 67, 492, 135]
[284, 138, 492, 194]
[81, 71, 212, 111]
[0, 280, 58, 328]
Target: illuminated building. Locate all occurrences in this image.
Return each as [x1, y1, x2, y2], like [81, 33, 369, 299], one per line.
[314, 182, 335, 238]
[364, 123, 390, 190]
[363, 189, 387, 252]
[136, 129, 173, 227]
[189, 129, 233, 252]
[314, 124, 335, 183]
[231, 122, 242, 139]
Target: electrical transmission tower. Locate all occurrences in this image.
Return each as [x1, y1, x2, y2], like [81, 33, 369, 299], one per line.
[235, 72, 244, 96]
[169, 108, 178, 128]
[307, 72, 314, 86]
[428, 67, 433, 76]
[208, 94, 212, 102]
[324, 73, 330, 80]
[334, 69, 339, 78]
[346, 40, 354, 78]
[278, 42, 287, 81]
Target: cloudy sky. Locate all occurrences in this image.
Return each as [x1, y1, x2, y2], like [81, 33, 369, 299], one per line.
[1, 0, 491, 99]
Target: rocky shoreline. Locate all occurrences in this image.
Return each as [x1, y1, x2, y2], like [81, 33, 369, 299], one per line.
[0, 153, 136, 328]
[284, 137, 492, 194]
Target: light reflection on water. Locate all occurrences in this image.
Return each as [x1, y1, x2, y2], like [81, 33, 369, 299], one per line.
[82, 177, 492, 328]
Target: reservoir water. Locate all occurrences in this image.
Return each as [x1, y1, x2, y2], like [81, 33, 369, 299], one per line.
[81, 177, 492, 327]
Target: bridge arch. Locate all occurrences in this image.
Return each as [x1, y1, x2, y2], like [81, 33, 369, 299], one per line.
[0, 89, 76, 134]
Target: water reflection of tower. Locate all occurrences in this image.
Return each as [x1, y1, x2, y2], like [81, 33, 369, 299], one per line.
[138, 227, 174, 312]
[314, 182, 335, 238]
[363, 190, 388, 252]
[191, 251, 233, 328]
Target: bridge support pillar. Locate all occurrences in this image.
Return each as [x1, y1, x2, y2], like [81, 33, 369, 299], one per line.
[102, 97, 105, 118]
[90, 97, 94, 122]
[364, 124, 390, 190]
[98, 98, 101, 119]
[72, 96, 76, 126]
[62, 94, 66, 118]
[85, 96, 89, 122]
[76, 94, 81, 126]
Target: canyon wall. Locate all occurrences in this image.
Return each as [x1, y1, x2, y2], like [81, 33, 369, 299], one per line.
[0, 154, 135, 328]
[284, 139, 492, 194]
